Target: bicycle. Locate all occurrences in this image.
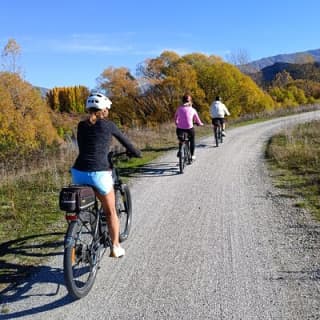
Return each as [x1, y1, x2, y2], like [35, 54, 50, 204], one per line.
[178, 132, 192, 174]
[59, 151, 132, 299]
[213, 122, 223, 147]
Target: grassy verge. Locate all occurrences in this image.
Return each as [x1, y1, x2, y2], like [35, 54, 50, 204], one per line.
[266, 120, 320, 221]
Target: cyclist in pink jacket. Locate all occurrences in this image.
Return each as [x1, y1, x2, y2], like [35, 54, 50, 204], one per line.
[175, 94, 203, 160]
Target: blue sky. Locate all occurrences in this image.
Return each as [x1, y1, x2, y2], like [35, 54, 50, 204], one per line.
[1, 0, 319, 90]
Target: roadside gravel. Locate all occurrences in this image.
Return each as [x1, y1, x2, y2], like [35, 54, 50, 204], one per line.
[1, 111, 320, 319]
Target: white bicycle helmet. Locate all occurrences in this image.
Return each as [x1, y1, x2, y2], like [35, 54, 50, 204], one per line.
[86, 92, 112, 110]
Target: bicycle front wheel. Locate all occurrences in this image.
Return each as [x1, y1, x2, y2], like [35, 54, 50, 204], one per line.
[63, 211, 100, 299]
[116, 184, 132, 242]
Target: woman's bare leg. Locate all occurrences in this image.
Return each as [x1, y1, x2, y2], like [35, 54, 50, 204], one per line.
[96, 189, 120, 247]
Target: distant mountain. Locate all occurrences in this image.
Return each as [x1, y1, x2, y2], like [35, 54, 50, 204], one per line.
[34, 86, 50, 99]
[258, 61, 320, 84]
[243, 48, 320, 72]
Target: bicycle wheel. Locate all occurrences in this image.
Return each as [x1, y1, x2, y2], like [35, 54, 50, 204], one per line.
[214, 126, 219, 147]
[179, 144, 186, 173]
[63, 211, 101, 299]
[116, 184, 132, 242]
[186, 142, 192, 164]
[219, 127, 223, 144]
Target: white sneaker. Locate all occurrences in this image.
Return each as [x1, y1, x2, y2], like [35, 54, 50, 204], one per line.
[110, 245, 125, 258]
[222, 131, 226, 137]
[192, 155, 196, 161]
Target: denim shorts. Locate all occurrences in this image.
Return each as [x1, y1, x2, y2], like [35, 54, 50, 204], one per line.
[71, 168, 114, 195]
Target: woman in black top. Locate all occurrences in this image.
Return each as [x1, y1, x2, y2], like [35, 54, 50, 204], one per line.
[71, 92, 141, 258]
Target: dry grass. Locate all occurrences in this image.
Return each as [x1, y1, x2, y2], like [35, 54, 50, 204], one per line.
[266, 120, 320, 220]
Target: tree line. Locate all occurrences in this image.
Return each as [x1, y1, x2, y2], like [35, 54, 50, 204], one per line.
[48, 51, 320, 127]
[1, 38, 320, 160]
[47, 51, 275, 126]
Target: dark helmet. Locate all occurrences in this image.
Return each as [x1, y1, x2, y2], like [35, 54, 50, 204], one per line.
[182, 94, 192, 104]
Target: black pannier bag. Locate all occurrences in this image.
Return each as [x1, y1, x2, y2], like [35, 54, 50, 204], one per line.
[59, 185, 95, 212]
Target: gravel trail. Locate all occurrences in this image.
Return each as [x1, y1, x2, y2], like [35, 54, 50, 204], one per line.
[1, 112, 320, 319]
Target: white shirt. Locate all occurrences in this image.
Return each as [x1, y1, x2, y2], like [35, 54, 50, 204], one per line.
[210, 101, 230, 118]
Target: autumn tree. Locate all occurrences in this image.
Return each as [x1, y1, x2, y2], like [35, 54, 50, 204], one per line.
[135, 51, 209, 124]
[1, 38, 22, 74]
[293, 79, 320, 101]
[0, 72, 61, 158]
[46, 86, 89, 113]
[97, 67, 140, 125]
[271, 70, 293, 87]
[268, 85, 308, 107]
[194, 61, 275, 117]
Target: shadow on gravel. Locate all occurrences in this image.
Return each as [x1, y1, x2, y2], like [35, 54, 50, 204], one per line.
[120, 161, 181, 178]
[0, 233, 64, 289]
[0, 233, 75, 318]
[269, 269, 320, 281]
[0, 264, 74, 319]
[117, 143, 212, 179]
[119, 143, 213, 178]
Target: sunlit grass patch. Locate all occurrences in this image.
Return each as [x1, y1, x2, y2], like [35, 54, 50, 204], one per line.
[266, 120, 320, 221]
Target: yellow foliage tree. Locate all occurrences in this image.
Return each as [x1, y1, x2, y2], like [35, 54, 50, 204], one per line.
[0, 72, 61, 157]
[97, 50, 276, 126]
[46, 86, 89, 113]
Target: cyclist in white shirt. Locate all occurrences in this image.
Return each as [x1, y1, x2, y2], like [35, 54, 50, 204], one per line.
[210, 96, 230, 136]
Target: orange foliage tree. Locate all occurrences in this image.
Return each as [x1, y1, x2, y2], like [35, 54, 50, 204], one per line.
[0, 72, 61, 158]
[97, 67, 140, 126]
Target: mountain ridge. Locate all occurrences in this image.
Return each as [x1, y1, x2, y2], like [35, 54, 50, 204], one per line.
[244, 48, 320, 71]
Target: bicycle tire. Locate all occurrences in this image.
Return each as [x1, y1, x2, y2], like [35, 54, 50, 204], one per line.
[179, 144, 186, 174]
[187, 142, 192, 164]
[116, 184, 132, 242]
[63, 211, 101, 299]
[219, 126, 223, 144]
[214, 126, 219, 147]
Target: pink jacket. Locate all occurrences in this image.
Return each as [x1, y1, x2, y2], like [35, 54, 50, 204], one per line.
[175, 104, 203, 129]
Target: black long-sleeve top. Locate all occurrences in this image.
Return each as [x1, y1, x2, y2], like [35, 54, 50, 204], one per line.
[73, 119, 140, 171]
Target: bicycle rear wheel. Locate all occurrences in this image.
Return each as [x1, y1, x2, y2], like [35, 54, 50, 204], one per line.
[116, 184, 132, 242]
[63, 211, 101, 299]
